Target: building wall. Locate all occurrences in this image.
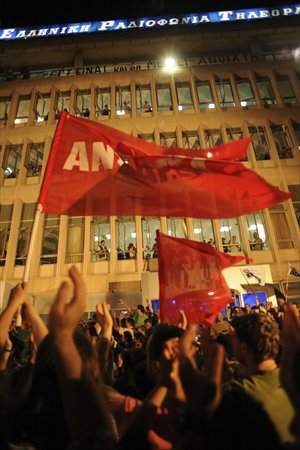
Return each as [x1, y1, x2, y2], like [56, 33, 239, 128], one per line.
[0, 20, 299, 311]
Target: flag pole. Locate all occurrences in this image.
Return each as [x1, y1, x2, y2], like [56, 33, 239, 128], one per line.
[23, 204, 43, 282]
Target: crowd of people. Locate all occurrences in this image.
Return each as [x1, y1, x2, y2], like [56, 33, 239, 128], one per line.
[0, 265, 299, 449]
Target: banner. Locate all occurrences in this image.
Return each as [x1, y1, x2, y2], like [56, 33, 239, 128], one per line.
[38, 113, 292, 219]
[156, 231, 245, 326]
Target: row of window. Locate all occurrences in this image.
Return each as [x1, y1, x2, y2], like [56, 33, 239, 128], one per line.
[0, 197, 299, 267]
[1, 119, 299, 180]
[0, 70, 299, 125]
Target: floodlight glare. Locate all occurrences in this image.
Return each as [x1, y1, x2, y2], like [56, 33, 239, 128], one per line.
[164, 57, 176, 70]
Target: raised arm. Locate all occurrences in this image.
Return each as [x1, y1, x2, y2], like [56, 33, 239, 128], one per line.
[118, 298, 133, 315]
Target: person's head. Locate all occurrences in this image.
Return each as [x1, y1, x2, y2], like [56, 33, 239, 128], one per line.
[144, 318, 153, 329]
[100, 240, 105, 245]
[231, 235, 237, 242]
[146, 324, 183, 381]
[215, 312, 223, 323]
[245, 303, 251, 313]
[125, 317, 134, 329]
[222, 237, 226, 244]
[232, 314, 280, 366]
[136, 304, 145, 315]
[251, 305, 259, 314]
[253, 232, 259, 239]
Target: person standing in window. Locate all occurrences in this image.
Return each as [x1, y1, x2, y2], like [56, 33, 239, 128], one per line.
[251, 232, 264, 250]
[123, 101, 131, 113]
[83, 108, 90, 117]
[102, 105, 110, 116]
[96, 239, 110, 260]
[143, 100, 152, 112]
[227, 235, 241, 252]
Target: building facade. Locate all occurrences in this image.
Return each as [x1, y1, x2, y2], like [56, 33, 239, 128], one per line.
[0, 7, 300, 314]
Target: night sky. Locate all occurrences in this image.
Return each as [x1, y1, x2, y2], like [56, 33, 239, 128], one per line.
[0, 0, 294, 28]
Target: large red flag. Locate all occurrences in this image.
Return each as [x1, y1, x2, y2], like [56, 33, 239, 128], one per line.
[38, 112, 292, 218]
[156, 231, 245, 326]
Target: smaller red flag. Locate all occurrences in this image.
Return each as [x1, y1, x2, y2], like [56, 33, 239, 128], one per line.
[156, 231, 245, 326]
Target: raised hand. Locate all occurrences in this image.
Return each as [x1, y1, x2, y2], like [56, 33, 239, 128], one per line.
[48, 265, 86, 338]
[96, 302, 113, 341]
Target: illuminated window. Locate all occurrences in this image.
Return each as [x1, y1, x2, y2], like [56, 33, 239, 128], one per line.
[2, 144, 22, 178]
[195, 79, 215, 109]
[248, 126, 270, 160]
[74, 89, 91, 117]
[270, 124, 294, 159]
[0, 204, 13, 266]
[15, 94, 31, 124]
[167, 217, 187, 238]
[15, 203, 36, 266]
[245, 213, 269, 250]
[215, 76, 235, 107]
[136, 84, 152, 113]
[34, 92, 50, 122]
[182, 131, 200, 149]
[115, 85, 131, 115]
[235, 75, 256, 106]
[219, 218, 242, 253]
[25, 142, 44, 177]
[156, 83, 173, 112]
[175, 81, 194, 110]
[116, 216, 136, 260]
[40, 215, 60, 265]
[142, 217, 161, 259]
[275, 73, 297, 104]
[90, 216, 111, 262]
[95, 87, 111, 117]
[66, 216, 85, 263]
[54, 90, 71, 119]
[192, 218, 214, 244]
[255, 74, 277, 105]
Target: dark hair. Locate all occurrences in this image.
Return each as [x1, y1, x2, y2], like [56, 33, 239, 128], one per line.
[232, 314, 279, 363]
[126, 317, 134, 327]
[137, 304, 145, 313]
[147, 324, 183, 362]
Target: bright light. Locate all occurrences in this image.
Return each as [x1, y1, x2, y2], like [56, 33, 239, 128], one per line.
[14, 119, 21, 124]
[207, 152, 213, 158]
[257, 224, 266, 242]
[94, 236, 99, 242]
[241, 101, 247, 107]
[208, 103, 215, 109]
[168, 230, 172, 236]
[131, 232, 137, 238]
[146, 232, 150, 238]
[208, 291, 215, 296]
[194, 228, 201, 234]
[164, 57, 176, 71]
[178, 105, 183, 111]
[248, 224, 257, 231]
[220, 226, 232, 232]
[116, 109, 125, 115]
[294, 47, 300, 61]
[106, 234, 111, 240]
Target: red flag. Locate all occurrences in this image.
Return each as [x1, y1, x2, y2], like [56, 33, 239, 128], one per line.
[156, 231, 245, 326]
[38, 112, 292, 218]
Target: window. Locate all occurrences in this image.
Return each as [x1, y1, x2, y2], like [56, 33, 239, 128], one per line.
[95, 87, 111, 116]
[55, 90, 71, 119]
[15, 94, 31, 124]
[175, 81, 194, 110]
[248, 126, 270, 160]
[0, 96, 11, 123]
[215, 76, 235, 107]
[192, 218, 214, 244]
[270, 124, 294, 159]
[136, 84, 152, 113]
[269, 204, 294, 249]
[275, 74, 297, 104]
[291, 121, 300, 149]
[115, 85, 132, 115]
[34, 92, 50, 122]
[116, 216, 136, 260]
[235, 75, 256, 106]
[160, 132, 177, 147]
[226, 128, 247, 160]
[182, 131, 200, 149]
[74, 89, 91, 117]
[90, 216, 111, 262]
[255, 74, 277, 105]
[156, 83, 173, 111]
[167, 218, 187, 238]
[138, 133, 155, 143]
[40, 215, 60, 264]
[25, 142, 44, 177]
[288, 185, 300, 227]
[142, 217, 161, 259]
[15, 203, 36, 265]
[2, 144, 22, 178]
[66, 216, 85, 263]
[219, 218, 242, 253]
[245, 213, 269, 250]
[195, 79, 215, 109]
[0, 204, 13, 266]
[204, 129, 223, 148]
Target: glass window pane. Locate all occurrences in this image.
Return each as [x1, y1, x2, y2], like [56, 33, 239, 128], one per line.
[142, 217, 161, 259]
[25, 142, 44, 177]
[34, 92, 50, 122]
[204, 129, 223, 148]
[192, 218, 214, 245]
[245, 213, 269, 250]
[215, 77, 235, 107]
[90, 216, 111, 261]
[156, 83, 173, 111]
[196, 80, 215, 109]
[116, 216, 136, 259]
[167, 218, 187, 238]
[276, 75, 297, 104]
[66, 216, 84, 263]
[55, 90, 71, 118]
[226, 128, 247, 161]
[138, 133, 155, 143]
[136, 84, 152, 113]
[115, 86, 131, 115]
[75, 89, 91, 117]
[95, 87, 111, 116]
[40, 214, 60, 264]
[182, 131, 200, 149]
[255, 75, 277, 105]
[0, 96, 11, 124]
[160, 132, 177, 147]
[291, 121, 300, 149]
[248, 126, 270, 160]
[288, 185, 300, 227]
[269, 209, 294, 249]
[15, 203, 36, 265]
[0, 204, 13, 264]
[235, 76, 256, 106]
[176, 82, 193, 110]
[270, 125, 294, 159]
[2, 144, 22, 178]
[219, 218, 242, 252]
[15, 95, 31, 124]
